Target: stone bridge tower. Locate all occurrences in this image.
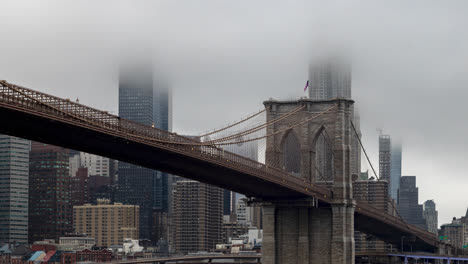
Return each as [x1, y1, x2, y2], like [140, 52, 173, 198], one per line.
[261, 98, 355, 264]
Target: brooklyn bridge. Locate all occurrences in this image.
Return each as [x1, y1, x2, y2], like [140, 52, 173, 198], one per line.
[0, 80, 460, 263]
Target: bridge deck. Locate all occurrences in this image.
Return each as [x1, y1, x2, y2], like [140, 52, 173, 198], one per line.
[0, 80, 444, 252]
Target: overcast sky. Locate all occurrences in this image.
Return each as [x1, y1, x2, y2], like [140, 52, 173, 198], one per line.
[1, 0, 468, 226]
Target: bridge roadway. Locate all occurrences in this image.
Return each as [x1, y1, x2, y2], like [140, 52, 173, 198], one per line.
[0, 81, 443, 252]
[104, 255, 261, 264]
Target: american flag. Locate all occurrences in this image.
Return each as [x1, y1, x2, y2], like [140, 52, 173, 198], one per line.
[304, 80, 309, 92]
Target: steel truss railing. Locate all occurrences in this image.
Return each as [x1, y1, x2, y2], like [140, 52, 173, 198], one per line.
[0, 80, 331, 199]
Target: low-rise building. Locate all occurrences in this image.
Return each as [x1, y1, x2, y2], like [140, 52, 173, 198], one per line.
[122, 239, 144, 255]
[73, 200, 139, 247]
[440, 220, 464, 248]
[59, 236, 95, 251]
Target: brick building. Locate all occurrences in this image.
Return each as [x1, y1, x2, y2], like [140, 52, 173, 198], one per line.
[353, 179, 389, 252]
[71, 167, 89, 207]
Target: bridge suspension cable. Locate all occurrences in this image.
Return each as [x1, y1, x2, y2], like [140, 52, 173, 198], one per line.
[202, 105, 305, 144]
[213, 105, 336, 146]
[199, 108, 267, 138]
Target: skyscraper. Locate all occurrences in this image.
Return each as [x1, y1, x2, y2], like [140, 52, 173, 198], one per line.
[397, 176, 427, 230]
[390, 142, 402, 202]
[379, 135, 402, 202]
[423, 200, 438, 234]
[118, 64, 155, 240]
[153, 79, 172, 214]
[0, 135, 30, 245]
[29, 142, 71, 242]
[308, 57, 351, 100]
[118, 63, 172, 242]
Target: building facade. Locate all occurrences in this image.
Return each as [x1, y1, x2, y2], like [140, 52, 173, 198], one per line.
[440, 221, 464, 248]
[423, 200, 438, 234]
[397, 176, 427, 230]
[73, 201, 139, 247]
[79, 153, 110, 178]
[172, 180, 223, 253]
[379, 135, 392, 182]
[29, 142, 71, 243]
[353, 179, 389, 252]
[70, 168, 89, 207]
[0, 135, 30, 245]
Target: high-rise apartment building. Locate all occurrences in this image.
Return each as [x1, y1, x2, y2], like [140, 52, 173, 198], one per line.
[79, 153, 110, 177]
[172, 180, 223, 253]
[390, 142, 402, 202]
[70, 152, 111, 178]
[423, 200, 438, 234]
[397, 176, 427, 230]
[29, 142, 71, 243]
[0, 135, 30, 245]
[118, 64, 172, 241]
[73, 201, 139, 247]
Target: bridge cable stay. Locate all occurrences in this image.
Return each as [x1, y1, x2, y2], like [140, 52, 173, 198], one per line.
[351, 121, 379, 181]
[350, 121, 413, 232]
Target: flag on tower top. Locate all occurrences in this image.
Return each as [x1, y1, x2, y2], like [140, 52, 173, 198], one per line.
[304, 80, 309, 92]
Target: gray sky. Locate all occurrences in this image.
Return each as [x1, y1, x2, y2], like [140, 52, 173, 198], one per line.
[1, 0, 468, 226]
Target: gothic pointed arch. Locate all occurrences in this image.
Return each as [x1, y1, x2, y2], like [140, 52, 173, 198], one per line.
[281, 129, 301, 175]
[312, 125, 334, 182]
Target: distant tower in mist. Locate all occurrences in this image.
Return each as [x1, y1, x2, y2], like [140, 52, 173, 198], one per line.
[379, 134, 402, 202]
[308, 56, 351, 100]
[390, 141, 402, 202]
[117, 62, 172, 242]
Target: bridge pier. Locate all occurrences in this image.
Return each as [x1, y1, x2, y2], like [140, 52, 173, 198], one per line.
[261, 199, 355, 264]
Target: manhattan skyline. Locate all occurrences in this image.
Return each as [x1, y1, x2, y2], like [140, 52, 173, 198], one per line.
[0, 1, 467, 226]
